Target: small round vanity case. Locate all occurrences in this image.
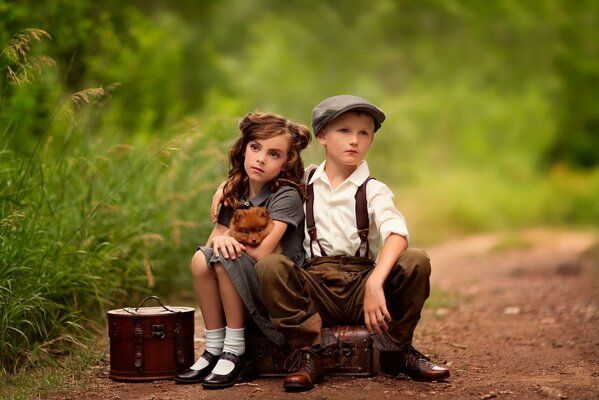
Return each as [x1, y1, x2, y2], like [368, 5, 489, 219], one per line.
[108, 296, 195, 381]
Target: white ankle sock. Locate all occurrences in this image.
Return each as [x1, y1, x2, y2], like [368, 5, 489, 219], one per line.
[211, 327, 245, 375]
[190, 327, 225, 371]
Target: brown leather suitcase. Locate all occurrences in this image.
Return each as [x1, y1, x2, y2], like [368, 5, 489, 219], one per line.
[247, 324, 376, 377]
[107, 296, 195, 381]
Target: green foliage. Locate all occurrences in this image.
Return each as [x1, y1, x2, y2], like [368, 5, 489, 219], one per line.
[547, 1, 599, 168]
[0, 29, 232, 369]
[0, 123, 231, 371]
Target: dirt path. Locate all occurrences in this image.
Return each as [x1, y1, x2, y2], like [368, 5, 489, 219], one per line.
[52, 229, 599, 400]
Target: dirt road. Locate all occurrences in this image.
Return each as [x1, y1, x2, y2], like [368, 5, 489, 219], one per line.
[51, 229, 599, 399]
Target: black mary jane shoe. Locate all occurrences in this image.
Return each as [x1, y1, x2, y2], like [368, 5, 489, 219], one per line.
[174, 351, 219, 384]
[202, 352, 250, 390]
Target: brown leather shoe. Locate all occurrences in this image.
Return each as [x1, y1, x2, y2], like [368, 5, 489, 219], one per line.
[283, 347, 323, 392]
[380, 346, 450, 381]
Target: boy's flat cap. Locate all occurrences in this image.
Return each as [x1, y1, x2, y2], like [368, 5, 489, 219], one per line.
[311, 94, 386, 136]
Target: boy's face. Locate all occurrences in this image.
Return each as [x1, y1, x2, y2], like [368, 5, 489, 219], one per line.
[317, 111, 374, 167]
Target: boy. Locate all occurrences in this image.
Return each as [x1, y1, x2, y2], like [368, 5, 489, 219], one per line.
[254, 95, 450, 392]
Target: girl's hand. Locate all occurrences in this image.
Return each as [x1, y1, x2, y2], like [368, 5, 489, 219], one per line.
[211, 182, 226, 223]
[363, 277, 391, 335]
[210, 235, 246, 260]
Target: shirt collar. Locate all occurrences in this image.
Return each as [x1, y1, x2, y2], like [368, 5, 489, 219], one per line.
[310, 160, 370, 187]
[348, 161, 371, 186]
[245, 185, 271, 207]
[308, 161, 327, 185]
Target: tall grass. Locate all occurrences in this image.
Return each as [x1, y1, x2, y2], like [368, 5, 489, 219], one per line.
[0, 121, 232, 372]
[0, 29, 235, 372]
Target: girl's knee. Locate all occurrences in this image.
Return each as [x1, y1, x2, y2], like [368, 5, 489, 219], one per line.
[190, 250, 211, 278]
[213, 262, 228, 278]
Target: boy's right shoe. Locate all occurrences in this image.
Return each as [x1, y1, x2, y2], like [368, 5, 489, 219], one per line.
[174, 350, 219, 384]
[380, 346, 450, 381]
[283, 347, 323, 392]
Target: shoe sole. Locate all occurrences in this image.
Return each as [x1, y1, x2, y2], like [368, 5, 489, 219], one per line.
[201, 362, 253, 390]
[382, 370, 450, 382]
[174, 377, 204, 384]
[202, 379, 240, 390]
[284, 382, 314, 392]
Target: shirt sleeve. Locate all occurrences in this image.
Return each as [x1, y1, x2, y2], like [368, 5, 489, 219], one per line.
[368, 180, 410, 244]
[267, 186, 304, 229]
[216, 205, 234, 227]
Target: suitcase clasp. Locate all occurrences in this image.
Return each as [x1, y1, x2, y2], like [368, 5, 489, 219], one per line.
[134, 326, 143, 343]
[134, 325, 144, 369]
[341, 342, 355, 357]
[152, 324, 166, 339]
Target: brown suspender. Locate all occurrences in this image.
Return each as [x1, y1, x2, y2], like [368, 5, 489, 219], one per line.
[306, 169, 327, 258]
[306, 169, 374, 259]
[354, 175, 374, 258]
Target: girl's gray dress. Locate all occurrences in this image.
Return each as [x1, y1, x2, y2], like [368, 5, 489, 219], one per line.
[198, 185, 305, 346]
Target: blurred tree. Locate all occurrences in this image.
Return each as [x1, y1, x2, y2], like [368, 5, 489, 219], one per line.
[547, 0, 599, 169]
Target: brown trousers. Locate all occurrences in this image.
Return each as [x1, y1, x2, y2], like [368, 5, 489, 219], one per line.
[255, 249, 431, 350]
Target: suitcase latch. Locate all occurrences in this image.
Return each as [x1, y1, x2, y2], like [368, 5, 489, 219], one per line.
[134, 325, 143, 369]
[152, 324, 166, 339]
[134, 326, 143, 343]
[341, 342, 355, 357]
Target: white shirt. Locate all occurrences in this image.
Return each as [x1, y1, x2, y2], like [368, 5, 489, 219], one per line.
[303, 161, 409, 261]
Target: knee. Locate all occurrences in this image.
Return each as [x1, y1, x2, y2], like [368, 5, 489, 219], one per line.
[213, 262, 228, 279]
[391, 248, 431, 280]
[255, 254, 293, 285]
[190, 250, 211, 279]
[406, 248, 431, 278]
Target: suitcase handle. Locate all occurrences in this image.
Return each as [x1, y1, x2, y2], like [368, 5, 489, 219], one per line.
[135, 295, 176, 313]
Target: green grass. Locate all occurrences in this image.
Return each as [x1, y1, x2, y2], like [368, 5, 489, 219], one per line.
[0, 347, 103, 400]
[425, 288, 460, 312]
[0, 119, 232, 372]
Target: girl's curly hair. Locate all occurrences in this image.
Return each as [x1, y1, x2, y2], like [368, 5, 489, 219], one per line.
[223, 111, 311, 209]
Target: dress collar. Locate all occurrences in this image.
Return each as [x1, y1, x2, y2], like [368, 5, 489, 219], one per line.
[246, 185, 271, 206]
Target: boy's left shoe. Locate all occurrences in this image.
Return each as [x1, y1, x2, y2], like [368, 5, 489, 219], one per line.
[380, 346, 450, 381]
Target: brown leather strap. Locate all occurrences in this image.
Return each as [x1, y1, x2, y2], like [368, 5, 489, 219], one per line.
[133, 316, 143, 370]
[355, 177, 374, 258]
[175, 317, 184, 365]
[306, 168, 327, 258]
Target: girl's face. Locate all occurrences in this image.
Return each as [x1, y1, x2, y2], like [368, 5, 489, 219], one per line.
[243, 134, 290, 192]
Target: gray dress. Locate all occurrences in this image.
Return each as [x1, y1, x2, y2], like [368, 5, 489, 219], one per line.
[198, 185, 305, 346]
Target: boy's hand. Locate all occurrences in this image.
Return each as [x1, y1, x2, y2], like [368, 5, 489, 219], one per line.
[364, 277, 392, 335]
[211, 182, 226, 223]
[210, 235, 245, 260]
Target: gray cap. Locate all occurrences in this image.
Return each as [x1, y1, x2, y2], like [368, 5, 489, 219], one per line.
[311, 94, 386, 136]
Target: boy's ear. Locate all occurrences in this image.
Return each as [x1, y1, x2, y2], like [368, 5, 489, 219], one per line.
[316, 130, 327, 145]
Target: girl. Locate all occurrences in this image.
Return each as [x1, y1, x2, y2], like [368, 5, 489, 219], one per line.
[175, 112, 311, 389]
